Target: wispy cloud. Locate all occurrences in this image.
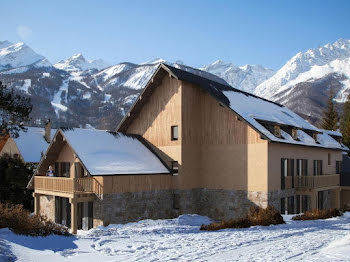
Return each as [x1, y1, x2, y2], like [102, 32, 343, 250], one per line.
[16, 25, 32, 40]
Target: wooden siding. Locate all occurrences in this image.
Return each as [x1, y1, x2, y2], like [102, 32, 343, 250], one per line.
[125, 74, 268, 192]
[97, 174, 173, 194]
[181, 81, 268, 191]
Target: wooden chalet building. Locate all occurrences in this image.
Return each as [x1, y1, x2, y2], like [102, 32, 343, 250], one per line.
[33, 64, 350, 233]
[0, 120, 56, 165]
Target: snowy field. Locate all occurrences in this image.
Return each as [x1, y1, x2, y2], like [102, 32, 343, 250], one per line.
[1, 213, 350, 262]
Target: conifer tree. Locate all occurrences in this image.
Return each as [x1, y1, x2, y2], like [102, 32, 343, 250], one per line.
[321, 88, 338, 130]
[341, 94, 350, 148]
[0, 81, 32, 137]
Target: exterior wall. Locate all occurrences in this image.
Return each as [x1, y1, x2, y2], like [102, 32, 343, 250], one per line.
[0, 138, 21, 160]
[97, 174, 173, 194]
[181, 81, 269, 201]
[127, 75, 182, 172]
[39, 195, 55, 221]
[93, 190, 176, 225]
[341, 189, 350, 209]
[268, 142, 343, 210]
[56, 143, 75, 178]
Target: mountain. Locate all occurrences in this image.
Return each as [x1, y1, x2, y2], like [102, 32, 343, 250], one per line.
[201, 60, 274, 93]
[0, 41, 51, 71]
[255, 39, 350, 124]
[54, 54, 110, 72]
[3, 38, 349, 130]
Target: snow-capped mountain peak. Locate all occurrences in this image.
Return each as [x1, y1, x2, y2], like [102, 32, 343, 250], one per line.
[0, 41, 51, 71]
[201, 60, 274, 93]
[255, 39, 350, 99]
[54, 53, 110, 72]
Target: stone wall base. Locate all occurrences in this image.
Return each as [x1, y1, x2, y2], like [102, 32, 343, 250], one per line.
[94, 188, 272, 225]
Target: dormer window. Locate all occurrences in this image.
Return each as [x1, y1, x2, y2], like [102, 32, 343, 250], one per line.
[292, 129, 298, 140]
[274, 126, 281, 138]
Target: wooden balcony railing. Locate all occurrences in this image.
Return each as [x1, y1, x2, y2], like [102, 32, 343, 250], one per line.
[284, 174, 340, 190]
[34, 176, 102, 199]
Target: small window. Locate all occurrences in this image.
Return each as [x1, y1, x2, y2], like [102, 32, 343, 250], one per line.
[336, 161, 342, 174]
[292, 129, 298, 140]
[328, 153, 331, 166]
[13, 153, 19, 159]
[171, 125, 178, 141]
[172, 161, 179, 175]
[274, 126, 281, 138]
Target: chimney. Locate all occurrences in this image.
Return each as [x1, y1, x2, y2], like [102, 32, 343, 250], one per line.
[44, 119, 51, 143]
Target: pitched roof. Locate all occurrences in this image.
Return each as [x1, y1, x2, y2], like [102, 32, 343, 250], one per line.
[59, 128, 170, 175]
[13, 127, 56, 163]
[0, 134, 9, 152]
[118, 63, 347, 151]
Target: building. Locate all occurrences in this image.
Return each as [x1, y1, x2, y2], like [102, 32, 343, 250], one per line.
[33, 64, 350, 233]
[0, 120, 56, 164]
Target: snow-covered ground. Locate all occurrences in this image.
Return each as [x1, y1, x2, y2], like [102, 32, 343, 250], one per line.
[1, 213, 350, 262]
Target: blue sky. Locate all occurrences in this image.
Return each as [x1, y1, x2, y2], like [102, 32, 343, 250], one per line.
[1, 0, 350, 69]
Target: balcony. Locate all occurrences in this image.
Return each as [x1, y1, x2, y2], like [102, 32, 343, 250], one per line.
[285, 174, 340, 191]
[34, 176, 102, 200]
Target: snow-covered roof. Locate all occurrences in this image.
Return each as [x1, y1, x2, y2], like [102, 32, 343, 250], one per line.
[60, 128, 170, 175]
[119, 64, 347, 151]
[13, 127, 56, 163]
[223, 91, 348, 150]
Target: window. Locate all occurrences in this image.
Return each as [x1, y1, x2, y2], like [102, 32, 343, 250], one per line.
[60, 162, 70, 177]
[287, 196, 295, 214]
[172, 161, 179, 175]
[55, 162, 60, 176]
[313, 133, 318, 143]
[171, 125, 178, 141]
[313, 160, 323, 176]
[328, 153, 331, 166]
[281, 158, 294, 189]
[173, 193, 180, 209]
[296, 159, 308, 176]
[13, 153, 19, 159]
[274, 126, 281, 138]
[292, 129, 298, 140]
[336, 161, 342, 174]
[296, 195, 301, 214]
[281, 198, 286, 214]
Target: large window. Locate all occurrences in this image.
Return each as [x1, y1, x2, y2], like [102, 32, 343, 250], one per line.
[313, 160, 323, 176]
[281, 158, 294, 189]
[296, 159, 308, 176]
[171, 125, 178, 141]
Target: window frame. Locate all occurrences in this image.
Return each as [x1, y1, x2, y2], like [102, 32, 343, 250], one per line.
[171, 125, 178, 141]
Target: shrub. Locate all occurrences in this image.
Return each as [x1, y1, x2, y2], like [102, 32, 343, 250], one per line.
[292, 208, 341, 220]
[0, 203, 70, 236]
[0, 154, 34, 210]
[200, 206, 285, 231]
